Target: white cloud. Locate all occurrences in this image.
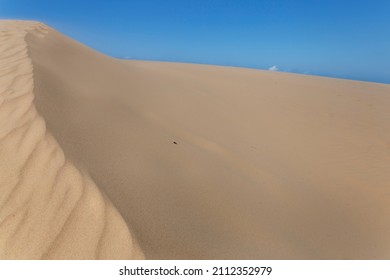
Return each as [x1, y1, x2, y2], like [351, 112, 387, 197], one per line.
[268, 65, 278, 71]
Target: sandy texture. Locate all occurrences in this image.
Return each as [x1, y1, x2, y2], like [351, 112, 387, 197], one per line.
[1, 20, 390, 259]
[0, 21, 143, 259]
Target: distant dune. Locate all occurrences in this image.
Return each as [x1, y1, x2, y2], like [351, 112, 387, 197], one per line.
[1, 20, 390, 259]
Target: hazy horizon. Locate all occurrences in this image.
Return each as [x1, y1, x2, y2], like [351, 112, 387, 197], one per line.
[1, 0, 389, 84]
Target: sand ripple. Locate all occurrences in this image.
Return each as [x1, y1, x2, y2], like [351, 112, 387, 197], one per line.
[0, 20, 143, 260]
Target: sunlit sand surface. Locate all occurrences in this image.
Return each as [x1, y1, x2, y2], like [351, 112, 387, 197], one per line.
[1, 20, 390, 259]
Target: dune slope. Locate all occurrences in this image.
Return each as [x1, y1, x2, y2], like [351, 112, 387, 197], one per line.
[0, 21, 143, 259]
[1, 20, 390, 259]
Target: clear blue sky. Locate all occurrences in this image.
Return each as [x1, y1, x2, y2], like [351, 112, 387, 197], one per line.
[1, 0, 389, 84]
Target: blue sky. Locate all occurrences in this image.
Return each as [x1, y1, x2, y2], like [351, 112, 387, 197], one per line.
[1, 0, 389, 84]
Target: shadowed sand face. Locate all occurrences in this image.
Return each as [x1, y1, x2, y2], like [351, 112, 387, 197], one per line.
[1, 20, 390, 259]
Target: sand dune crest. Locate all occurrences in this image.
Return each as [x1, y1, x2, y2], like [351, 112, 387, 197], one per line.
[0, 21, 143, 259]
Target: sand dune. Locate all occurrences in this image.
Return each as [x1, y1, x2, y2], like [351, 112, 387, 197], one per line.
[1, 20, 390, 259]
[0, 21, 143, 259]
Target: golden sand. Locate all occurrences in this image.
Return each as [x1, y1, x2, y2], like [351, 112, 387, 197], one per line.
[1, 20, 390, 259]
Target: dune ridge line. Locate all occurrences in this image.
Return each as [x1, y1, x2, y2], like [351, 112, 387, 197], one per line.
[0, 20, 143, 259]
